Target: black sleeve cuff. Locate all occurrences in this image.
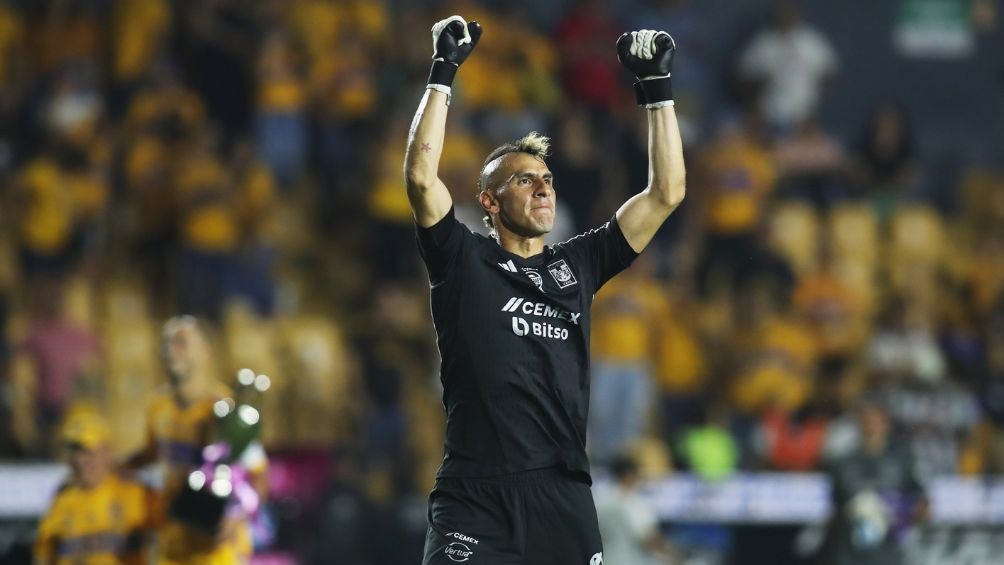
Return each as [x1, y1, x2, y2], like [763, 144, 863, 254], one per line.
[609, 215, 641, 264]
[428, 60, 459, 88]
[633, 76, 673, 106]
[416, 206, 458, 248]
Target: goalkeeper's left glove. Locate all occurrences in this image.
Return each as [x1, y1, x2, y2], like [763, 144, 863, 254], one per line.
[616, 29, 676, 109]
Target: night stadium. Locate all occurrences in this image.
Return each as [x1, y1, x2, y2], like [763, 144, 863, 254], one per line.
[1, 1, 1003, 564]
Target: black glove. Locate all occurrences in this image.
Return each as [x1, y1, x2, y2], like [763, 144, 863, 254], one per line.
[617, 29, 676, 108]
[428, 16, 483, 89]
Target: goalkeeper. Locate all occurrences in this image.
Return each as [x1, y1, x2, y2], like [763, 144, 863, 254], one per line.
[404, 16, 686, 565]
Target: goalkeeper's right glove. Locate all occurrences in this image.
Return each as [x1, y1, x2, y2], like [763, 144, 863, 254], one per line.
[427, 15, 483, 94]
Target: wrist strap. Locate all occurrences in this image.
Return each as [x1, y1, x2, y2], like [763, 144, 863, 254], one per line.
[426, 83, 452, 105]
[428, 60, 459, 88]
[633, 75, 673, 107]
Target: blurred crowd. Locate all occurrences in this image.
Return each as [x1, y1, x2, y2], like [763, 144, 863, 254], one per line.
[0, 0, 1002, 563]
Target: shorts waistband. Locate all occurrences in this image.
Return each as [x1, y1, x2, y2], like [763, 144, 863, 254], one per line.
[440, 466, 589, 486]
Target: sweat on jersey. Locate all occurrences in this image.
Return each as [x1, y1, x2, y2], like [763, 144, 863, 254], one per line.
[417, 208, 638, 482]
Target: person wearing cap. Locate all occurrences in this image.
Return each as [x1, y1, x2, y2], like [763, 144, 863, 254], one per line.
[35, 409, 153, 565]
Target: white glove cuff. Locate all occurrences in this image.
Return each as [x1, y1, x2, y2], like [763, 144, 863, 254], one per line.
[644, 100, 675, 109]
[426, 83, 452, 105]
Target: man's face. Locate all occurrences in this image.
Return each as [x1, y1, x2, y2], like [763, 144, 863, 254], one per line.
[481, 152, 556, 238]
[69, 445, 110, 488]
[164, 323, 207, 386]
[859, 404, 890, 452]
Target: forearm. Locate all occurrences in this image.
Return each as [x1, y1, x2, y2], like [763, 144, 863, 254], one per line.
[613, 29, 686, 252]
[404, 89, 449, 190]
[646, 105, 686, 209]
[122, 442, 157, 470]
[404, 16, 481, 227]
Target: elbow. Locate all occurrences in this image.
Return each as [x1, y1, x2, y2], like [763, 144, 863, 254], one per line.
[667, 181, 687, 208]
[404, 165, 434, 194]
[650, 177, 686, 210]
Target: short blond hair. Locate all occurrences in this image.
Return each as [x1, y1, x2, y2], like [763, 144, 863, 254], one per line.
[479, 131, 551, 193]
[479, 132, 552, 234]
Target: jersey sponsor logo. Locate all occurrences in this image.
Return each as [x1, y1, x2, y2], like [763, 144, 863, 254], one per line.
[447, 532, 479, 544]
[498, 260, 517, 272]
[590, 552, 603, 565]
[445, 541, 474, 562]
[522, 268, 544, 291]
[500, 297, 581, 325]
[512, 316, 530, 336]
[547, 259, 577, 289]
[511, 316, 569, 340]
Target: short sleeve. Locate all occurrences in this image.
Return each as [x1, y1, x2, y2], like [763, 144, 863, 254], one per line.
[555, 216, 639, 293]
[416, 207, 473, 285]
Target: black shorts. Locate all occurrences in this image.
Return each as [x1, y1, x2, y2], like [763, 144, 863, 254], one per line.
[421, 467, 604, 565]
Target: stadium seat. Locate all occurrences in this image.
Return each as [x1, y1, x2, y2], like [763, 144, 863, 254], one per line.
[828, 203, 878, 267]
[767, 200, 819, 276]
[889, 204, 945, 267]
[887, 204, 946, 299]
[103, 319, 158, 455]
[278, 316, 352, 448]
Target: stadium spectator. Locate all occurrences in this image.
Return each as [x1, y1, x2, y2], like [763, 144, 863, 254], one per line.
[729, 282, 817, 417]
[548, 108, 606, 231]
[853, 102, 918, 197]
[35, 408, 153, 565]
[693, 112, 776, 296]
[773, 114, 850, 207]
[793, 240, 865, 381]
[174, 128, 241, 320]
[126, 316, 264, 565]
[867, 295, 946, 384]
[303, 5, 383, 209]
[736, 0, 838, 133]
[27, 0, 107, 75]
[675, 400, 738, 480]
[15, 286, 102, 455]
[823, 399, 925, 565]
[753, 404, 828, 471]
[595, 453, 676, 564]
[255, 29, 308, 189]
[590, 255, 670, 463]
[653, 288, 708, 434]
[959, 302, 1004, 474]
[109, 0, 171, 111]
[553, 0, 624, 112]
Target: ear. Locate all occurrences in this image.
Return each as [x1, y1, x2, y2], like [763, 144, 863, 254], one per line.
[479, 189, 499, 216]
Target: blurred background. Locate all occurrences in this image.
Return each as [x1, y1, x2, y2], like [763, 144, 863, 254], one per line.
[0, 0, 1002, 563]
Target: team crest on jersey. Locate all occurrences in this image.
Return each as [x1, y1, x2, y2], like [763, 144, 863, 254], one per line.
[547, 259, 577, 289]
[522, 268, 544, 292]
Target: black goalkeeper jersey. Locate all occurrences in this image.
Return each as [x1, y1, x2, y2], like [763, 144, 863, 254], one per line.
[417, 208, 638, 482]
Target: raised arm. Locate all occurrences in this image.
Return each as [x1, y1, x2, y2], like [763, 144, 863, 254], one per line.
[404, 16, 482, 228]
[613, 30, 687, 253]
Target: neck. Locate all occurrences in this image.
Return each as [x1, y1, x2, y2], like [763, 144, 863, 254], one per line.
[174, 374, 209, 407]
[863, 439, 886, 456]
[76, 476, 104, 490]
[496, 229, 546, 258]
